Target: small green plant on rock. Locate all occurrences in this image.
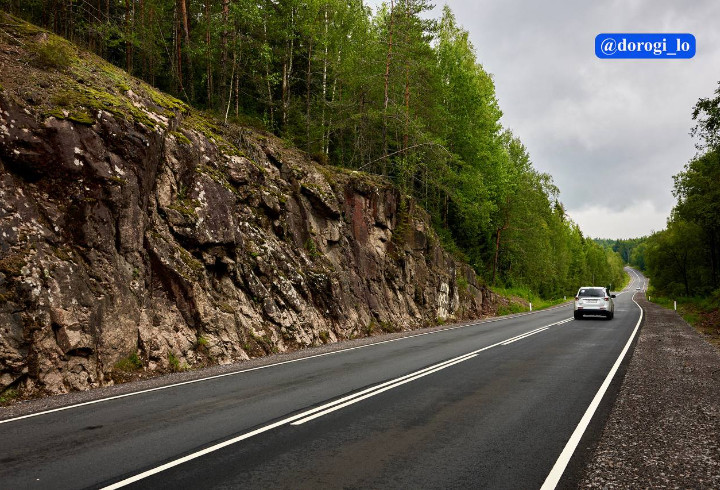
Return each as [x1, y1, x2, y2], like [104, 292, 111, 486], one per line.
[304, 238, 322, 258]
[114, 352, 142, 372]
[457, 274, 469, 293]
[379, 321, 398, 333]
[0, 388, 19, 405]
[196, 335, 209, 348]
[168, 352, 182, 372]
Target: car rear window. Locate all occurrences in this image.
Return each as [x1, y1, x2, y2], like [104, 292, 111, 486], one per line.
[578, 288, 604, 297]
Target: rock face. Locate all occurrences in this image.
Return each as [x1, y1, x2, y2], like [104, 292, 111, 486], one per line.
[0, 18, 497, 396]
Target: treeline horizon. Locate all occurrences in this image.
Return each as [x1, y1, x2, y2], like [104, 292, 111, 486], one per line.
[602, 81, 720, 301]
[1, 0, 626, 298]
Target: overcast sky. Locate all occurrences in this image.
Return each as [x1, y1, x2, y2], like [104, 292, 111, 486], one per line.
[367, 0, 720, 239]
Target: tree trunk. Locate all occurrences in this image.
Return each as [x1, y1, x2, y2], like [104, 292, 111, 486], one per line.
[205, 1, 212, 107]
[225, 51, 236, 124]
[306, 39, 312, 152]
[403, 2, 410, 153]
[175, 7, 183, 93]
[263, 16, 274, 128]
[281, 7, 294, 131]
[125, 0, 133, 74]
[220, 0, 230, 110]
[178, 0, 193, 100]
[382, 0, 395, 171]
[710, 228, 719, 288]
[492, 228, 502, 286]
[403, 66, 410, 150]
[324, 49, 341, 156]
[321, 6, 329, 154]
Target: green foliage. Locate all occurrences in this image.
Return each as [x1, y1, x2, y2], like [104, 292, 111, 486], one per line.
[0, 388, 19, 405]
[379, 321, 399, 333]
[114, 352, 142, 372]
[304, 238, 321, 258]
[456, 274, 469, 292]
[497, 303, 525, 316]
[168, 352, 182, 372]
[196, 335, 209, 348]
[691, 80, 720, 150]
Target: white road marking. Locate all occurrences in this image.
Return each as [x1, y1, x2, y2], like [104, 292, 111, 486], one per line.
[290, 354, 479, 425]
[540, 270, 644, 489]
[101, 317, 572, 488]
[501, 326, 549, 345]
[0, 304, 572, 426]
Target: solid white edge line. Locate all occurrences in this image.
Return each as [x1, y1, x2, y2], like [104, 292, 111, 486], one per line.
[0, 302, 573, 426]
[540, 272, 644, 490]
[101, 316, 574, 488]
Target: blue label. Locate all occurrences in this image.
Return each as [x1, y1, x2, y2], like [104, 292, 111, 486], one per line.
[595, 33, 695, 59]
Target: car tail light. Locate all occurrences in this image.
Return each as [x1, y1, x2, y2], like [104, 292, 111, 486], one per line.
[575, 296, 579, 301]
[604, 297, 609, 301]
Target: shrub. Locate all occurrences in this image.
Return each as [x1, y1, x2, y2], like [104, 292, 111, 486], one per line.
[196, 335, 209, 348]
[168, 352, 181, 372]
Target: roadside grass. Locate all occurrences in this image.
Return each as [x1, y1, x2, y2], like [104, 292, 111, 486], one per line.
[647, 287, 720, 348]
[491, 285, 569, 316]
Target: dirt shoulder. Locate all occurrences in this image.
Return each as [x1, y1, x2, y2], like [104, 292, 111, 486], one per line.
[580, 294, 720, 488]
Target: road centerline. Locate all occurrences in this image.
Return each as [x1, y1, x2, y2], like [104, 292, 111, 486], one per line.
[99, 316, 572, 489]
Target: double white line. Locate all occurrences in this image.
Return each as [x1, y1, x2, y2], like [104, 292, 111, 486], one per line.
[103, 317, 571, 489]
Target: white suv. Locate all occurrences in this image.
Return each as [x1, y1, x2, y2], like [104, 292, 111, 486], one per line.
[574, 286, 615, 320]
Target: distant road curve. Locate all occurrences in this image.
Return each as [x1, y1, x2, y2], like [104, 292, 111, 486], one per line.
[0, 270, 646, 489]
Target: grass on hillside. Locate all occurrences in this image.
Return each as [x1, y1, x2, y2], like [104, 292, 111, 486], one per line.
[490, 285, 569, 315]
[646, 287, 720, 348]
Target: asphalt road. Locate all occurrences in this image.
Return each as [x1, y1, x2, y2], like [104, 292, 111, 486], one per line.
[0, 271, 645, 490]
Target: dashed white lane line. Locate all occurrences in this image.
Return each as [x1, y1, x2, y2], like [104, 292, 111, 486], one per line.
[101, 317, 573, 489]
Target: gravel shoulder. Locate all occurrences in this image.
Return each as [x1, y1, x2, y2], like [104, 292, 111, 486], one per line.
[580, 294, 720, 488]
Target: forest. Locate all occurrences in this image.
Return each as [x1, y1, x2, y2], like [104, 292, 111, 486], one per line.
[0, 0, 626, 298]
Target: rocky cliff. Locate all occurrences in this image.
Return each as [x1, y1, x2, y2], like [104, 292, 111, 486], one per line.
[0, 15, 497, 397]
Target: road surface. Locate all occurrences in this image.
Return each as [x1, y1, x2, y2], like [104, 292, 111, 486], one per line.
[0, 270, 645, 489]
